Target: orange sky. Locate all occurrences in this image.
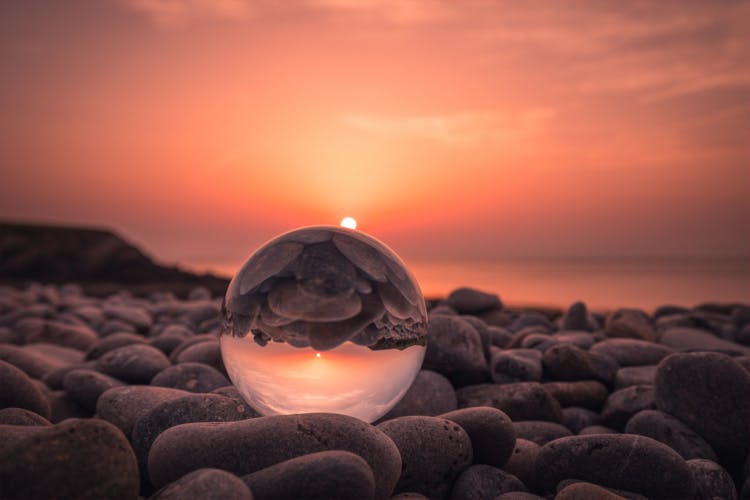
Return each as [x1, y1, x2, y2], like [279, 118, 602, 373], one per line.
[1, 0, 749, 268]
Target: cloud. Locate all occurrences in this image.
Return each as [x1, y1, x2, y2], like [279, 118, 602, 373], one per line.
[305, 0, 453, 24]
[122, 0, 253, 27]
[341, 109, 555, 146]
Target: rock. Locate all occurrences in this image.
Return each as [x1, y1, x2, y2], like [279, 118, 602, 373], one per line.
[502, 439, 540, 488]
[102, 304, 152, 331]
[243, 450, 375, 500]
[624, 410, 718, 461]
[174, 340, 226, 375]
[169, 334, 216, 362]
[63, 369, 124, 412]
[96, 385, 191, 436]
[41, 360, 98, 389]
[520, 333, 558, 352]
[491, 350, 542, 384]
[423, 315, 488, 385]
[487, 326, 512, 348]
[150, 362, 229, 393]
[132, 393, 252, 482]
[508, 313, 554, 334]
[391, 494, 430, 500]
[559, 301, 597, 332]
[0, 418, 139, 499]
[0, 407, 51, 426]
[577, 425, 618, 435]
[659, 327, 750, 355]
[456, 383, 562, 422]
[151, 468, 252, 500]
[98, 319, 137, 336]
[450, 464, 526, 499]
[561, 407, 601, 434]
[0, 360, 51, 418]
[590, 339, 673, 366]
[148, 413, 401, 500]
[381, 370, 457, 419]
[495, 494, 545, 500]
[211, 386, 262, 418]
[542, 344, 618, 385]
[554, 482, 627, 500]
[553, 331, 597, 350]
[0, 343, 68, 378]
[84, 332, 147, 360]
[686, 459, 737, 500]
[600, 385, 655, 430]
[543, 381, 609, 411]
[513, 421, 572, 445]
[462, 315, 493, 360]
[15, 317, 98, 350]
[48, 390, 91, 422]
[377, 416, 472, 499]
[149, 334, 188, 356]
[613, 365, 656, 389]
[446, 288, 502, 314]
[535, 434, 696, 499]
[96, 344, 171, 383]
[655, 352, 750, 462]
[605, 309, 656, 342]
[440, 407, 516, 468]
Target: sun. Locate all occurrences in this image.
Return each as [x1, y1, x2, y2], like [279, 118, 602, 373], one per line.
[340, 217, 357, 229]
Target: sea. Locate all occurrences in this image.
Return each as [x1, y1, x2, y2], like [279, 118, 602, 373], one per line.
[188, 257, 750, 312]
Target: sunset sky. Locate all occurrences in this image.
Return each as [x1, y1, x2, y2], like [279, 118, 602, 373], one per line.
[1, 1, 749, 271]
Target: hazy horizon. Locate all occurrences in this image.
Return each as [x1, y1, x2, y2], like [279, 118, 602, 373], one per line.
[2, 1, 749, 271]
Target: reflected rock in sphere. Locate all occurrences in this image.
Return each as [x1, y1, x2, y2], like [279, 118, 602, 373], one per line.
[221, 226, 428, 422]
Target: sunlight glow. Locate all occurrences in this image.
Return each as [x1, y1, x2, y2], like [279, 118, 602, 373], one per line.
[340, 217, 357, 229]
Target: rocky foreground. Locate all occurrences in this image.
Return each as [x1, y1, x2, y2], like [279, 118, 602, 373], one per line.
[1, 284, 749, 500]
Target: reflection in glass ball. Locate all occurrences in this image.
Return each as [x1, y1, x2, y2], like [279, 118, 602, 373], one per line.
[220, 226, 428, 423]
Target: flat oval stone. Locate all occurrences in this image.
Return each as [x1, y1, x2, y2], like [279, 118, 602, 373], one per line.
[513, 421, 572, 445]
[151, 468, 252, 500]
[96, 385, 191, 437]
[600, 385, 656, 430]
[534, 434, 696, 499]
[440, 406, 516, 468]
[0, 360, 51, 419]
[95, 344, 171, 384]
[0, 407, 51, 426]
[381, 370, 457, 420]
[555, 482, 629, 500]
[424, 315, 488, 385]
[456, 382, 562, 422]
[333, 233, 389, 282]
[268, 280, 362, 322]
[377, 416, 472, 499]
[542, 344, 618, 385]
[243, 450, 375, 500]
[150, 362, 229, 393]
[148, 413, 401, 500]
[0, 418, 139, 500]
[502, 438, 540, 488]
[491, 350, 543, 384]
[614, 365, 657, 389]
[85, 332, 147, 360]
[625, 410, 718, 461]
[450, 464, 527, 499]
[686, 459, 737, 500]
[446, 288, 502, 314]
[542, 381, 609, 411]
[237, 241, 304, 295]
[63, 369, 124, 412]
[590, 339, 674, 367]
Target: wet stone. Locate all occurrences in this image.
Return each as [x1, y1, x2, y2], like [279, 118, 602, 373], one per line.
[377, 416, 472, 500]
[243, 450, 376, 500]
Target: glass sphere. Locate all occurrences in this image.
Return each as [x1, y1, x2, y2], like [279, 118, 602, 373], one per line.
[220, 226, 428, 423]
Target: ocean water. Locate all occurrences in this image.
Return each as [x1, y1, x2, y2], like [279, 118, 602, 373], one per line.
[192, 257, 750, 312]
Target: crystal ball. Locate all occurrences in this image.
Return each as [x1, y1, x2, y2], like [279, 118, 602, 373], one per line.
[220, 226, 428, 423]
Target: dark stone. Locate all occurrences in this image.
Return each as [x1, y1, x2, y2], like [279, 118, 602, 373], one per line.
[95, 344, 171, 383]
[169, 334, 216, 363]
[659, 327, 750, 355]
[686, 459, 737, 500]
[96, 385, 191, 436]
[555, 482, 628, 500]
[456, 382, 562, 422]
[535, 434, 696, 499]
[0, 418, 139, 499]
[174, 340, 226, 375]
[84, 332, 147, 360]
[513, 420, 572, 445]
[520, 333, 558, 352]
[15, 317, 98, 350]
[491, 350, 542, 384]
[577, 425, 618, 435]
[0, 359, 51, 418]
[487, 326, 512, 349]
[243, 450, 375, 500]
[48, 390, 91, 422]
[462, 315, 492, 360]
[654, 352, 750, 462]
[150, 362, 229, 393]
[151, 468, 252, 500]
[41, 360, 98, 389]
[62, 369, 124, 412]
[132, 393, 252, 484]
[0, 343, 68, 378]
[148, 413, 401, 500]
[446, 287, 502, 314]
[377, 416, 472, 499]
[543, 381, 609, 411]
[560, 302, 597, 332]
[148, 334, 188, 356]
[440, 407, 516, 468]
[449, 464, 526, 499]
[508, 313, 554, 334]
[600, 385, 656, 430]
[502, 439, 539, 488]
[494, 494, 545, 500]
[561, 407, 601, 434]
[590, 339, 674, 367]
[542, 344, 618, 385]
[553, 331, 597, 350]
[614, 365, 656, 389]
[605, 309, 656, 342]
[423, 315, 488, 385]
[0, 407, 51, 426]
[381, 370, 457, 420]
[625, 410, 718, 461]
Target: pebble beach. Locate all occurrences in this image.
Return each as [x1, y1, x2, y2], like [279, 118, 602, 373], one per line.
[1, 283, 749, 499]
